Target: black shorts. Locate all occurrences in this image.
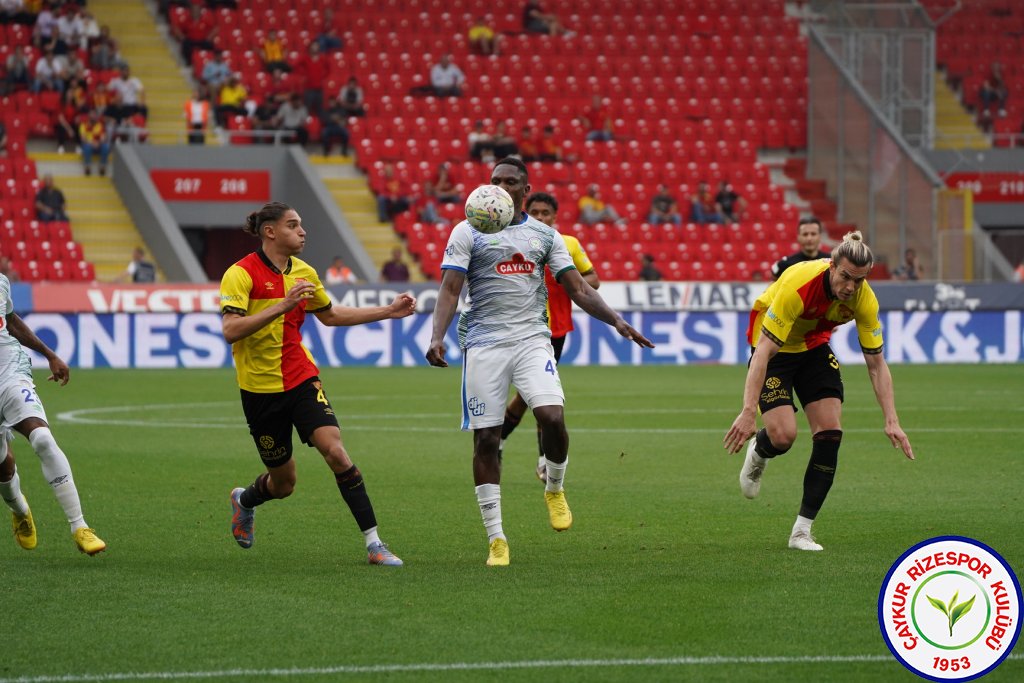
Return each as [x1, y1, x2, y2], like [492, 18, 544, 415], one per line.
[755, 343, 844, 415]
[551, 335, 566, 363]
[239, 376, 339, 468]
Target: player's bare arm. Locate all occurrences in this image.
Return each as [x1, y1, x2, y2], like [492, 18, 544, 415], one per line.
[222, 280, 315, 344]
[864, 351, 915, 461]
[316, 292, 416, 327]
[426, 269, 466, 367]
[6, 312, 69, 385]
[581, 269, 600, 289]
[723, 335, 781, 454]
[558, 269, 653, 348]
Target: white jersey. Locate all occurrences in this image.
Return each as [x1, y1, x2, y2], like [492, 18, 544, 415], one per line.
[0, 275, 31, 383]
[441, 213, 575, 349]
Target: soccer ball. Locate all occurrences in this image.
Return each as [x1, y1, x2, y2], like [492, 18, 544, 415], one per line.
[464, 185, 515, 234]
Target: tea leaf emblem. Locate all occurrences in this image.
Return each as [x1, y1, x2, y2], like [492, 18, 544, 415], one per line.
[927, 590, 976, 637]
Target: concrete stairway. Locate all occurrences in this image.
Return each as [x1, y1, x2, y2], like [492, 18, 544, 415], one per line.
[58, 174, 155, 282]
[88, 0, 190, 146]
[934, 72, 990, 150]
[313, 160, 425, 283]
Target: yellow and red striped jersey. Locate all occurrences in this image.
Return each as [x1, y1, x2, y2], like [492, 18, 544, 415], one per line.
[747, 259, 883, 354]
[220, 250, 332, 393]
[544, 234, 594, 338]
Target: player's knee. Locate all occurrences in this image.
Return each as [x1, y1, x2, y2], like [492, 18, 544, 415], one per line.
[270, 476, 296, 499]
[474, 429, 502, 458]
[532, 405, 564, 432]
[0, 453, 13, 481]
[28, 427, 60, 458]
[765, 424, 797, 451]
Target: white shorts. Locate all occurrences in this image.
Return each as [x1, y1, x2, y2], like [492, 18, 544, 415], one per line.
[461, 337, 564, 430]
[0, 377, 48, 431]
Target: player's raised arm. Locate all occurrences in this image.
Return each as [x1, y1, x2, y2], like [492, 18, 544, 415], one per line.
[315, 292, 416, 327]
[863, 351, 914, 460]
[558, 269, 653, 348]
[6, 312, 70, 385]
[426, 268, 466, 367]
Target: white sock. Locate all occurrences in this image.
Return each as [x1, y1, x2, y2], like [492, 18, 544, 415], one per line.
[362, 526, 381, 548]
[792, 515, 814, 536]
[0, 470, 29, 516]
[475, 483, 504, 542]
[498, 439, 505, 455]
[537, 454, 546, 470]
[544, 456, 567, 493]
[29, 428, 87, 531]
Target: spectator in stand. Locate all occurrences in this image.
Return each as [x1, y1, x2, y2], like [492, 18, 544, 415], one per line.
[89, 80, 113, 118]
[315, 9, 344, 53]
[375, 163, 411, 223]
[55, 77, 87, 153]
[78, 10, 100, 51]
[32, 47, 67, 94]
[429, 53, 465, 97]
[0, 0, 25, 25]
[0, 255, 19, 283]
[295, 42, 327, 118]
[201, 51, 231, 98]
[260, 29, 290, 73]
[118, 247, 156, 283]
[32, 2, 59, 52]
[172, 3, 218, 67]
[771, 217, 828, 279]
[338, 77, 365, 117]
[468, 119, 495, 163]
[978, 62, 1008, 125]
[522, 0, 569, 36]
[319, 96, 350, 156]
[63, 51, 85, 84]
[690, 180, 723, 224]
[518, 125, 539, 162]
[715, 180, 746, 224]
[577, 184, 625, 225]
[89, 24, 121, 70]
[78, 109, 110, 177]
[468, 16, 501, 56]
[647, 184, 682, 225]
[380, 247, 410, 283]
[420, 162, 460, 223]
[251, 97, 281, 144]
[184, 87, 209, 144]
[325, 256, 356, 285]
[108, 65, 147, 120]
[3, 45, 31, 95]
[264, 67, 294, 105]
[490, 120, 518, 158]
[892, 248, 923, 281]
[581, 94, 613, 142]
[1014, 260, 1024, 283]
[538, 124, 563, 162]
[215, 73, 247, 127]
[275, 92, 309, 146]
[34, 174, 68, 222]
[639, 254, 662, 281]
[55, 3, 84, 56]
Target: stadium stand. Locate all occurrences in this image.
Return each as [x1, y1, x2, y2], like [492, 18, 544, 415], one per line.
[177, 0, 815, 281]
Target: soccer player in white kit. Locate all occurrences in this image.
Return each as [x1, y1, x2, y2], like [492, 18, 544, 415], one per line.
[0, 274, 106, 555]
[426, 157, 653, 566]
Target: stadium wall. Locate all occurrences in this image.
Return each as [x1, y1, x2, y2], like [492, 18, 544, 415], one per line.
[13, 282, 1024, 368]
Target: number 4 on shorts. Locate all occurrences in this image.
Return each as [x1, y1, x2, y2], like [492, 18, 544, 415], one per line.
[544, 360, 556, 375]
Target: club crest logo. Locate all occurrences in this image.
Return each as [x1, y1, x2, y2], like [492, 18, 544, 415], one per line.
[495, 253, 535, 276]
[259, 435, 275, 449]
[879, 536, 1021, 681]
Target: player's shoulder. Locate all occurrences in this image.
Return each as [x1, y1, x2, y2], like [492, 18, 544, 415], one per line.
[560, 233, 582, 251]
[288, 256, 319, 279]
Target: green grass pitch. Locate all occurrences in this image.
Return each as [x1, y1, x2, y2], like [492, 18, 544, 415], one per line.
[1, 364, 1021, 682]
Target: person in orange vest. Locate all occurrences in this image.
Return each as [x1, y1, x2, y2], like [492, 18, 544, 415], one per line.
[78, 109, 110, 176]
[184, 88, 210, 144]
[325, 256, 356, 285]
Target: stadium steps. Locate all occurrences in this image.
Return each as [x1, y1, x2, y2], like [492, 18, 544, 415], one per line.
[58, 175, 162, 282]
[88, 0, 191, 146]
[934, 72, 990, 150]
[313, 166, 426, 283]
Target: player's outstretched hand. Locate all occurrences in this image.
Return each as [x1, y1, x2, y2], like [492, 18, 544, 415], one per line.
[47, 356, 70, 386]
[723, 412, 757, 454]
[886, 424, 915, 461]
[614, 320, 654, 348]
[426, 340, 448, 368]
[388, 292, 417, 318]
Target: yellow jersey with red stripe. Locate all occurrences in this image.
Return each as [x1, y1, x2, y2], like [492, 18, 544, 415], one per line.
[220, 250, 332, 393]
[747, 259, 883, 354]
[544, 234, 594, 338]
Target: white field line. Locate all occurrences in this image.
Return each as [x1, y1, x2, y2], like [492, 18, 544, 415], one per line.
[7, 653, 1020, 683]
[55, 403, 1024, 433]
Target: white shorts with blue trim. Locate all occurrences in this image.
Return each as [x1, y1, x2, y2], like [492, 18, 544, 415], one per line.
[461, 337, 564, 431]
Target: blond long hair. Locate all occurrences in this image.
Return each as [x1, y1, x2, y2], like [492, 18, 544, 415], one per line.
[831, 230, 874, 267]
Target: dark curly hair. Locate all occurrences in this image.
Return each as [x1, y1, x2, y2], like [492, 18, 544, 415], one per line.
[244, 202, 292, 238]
